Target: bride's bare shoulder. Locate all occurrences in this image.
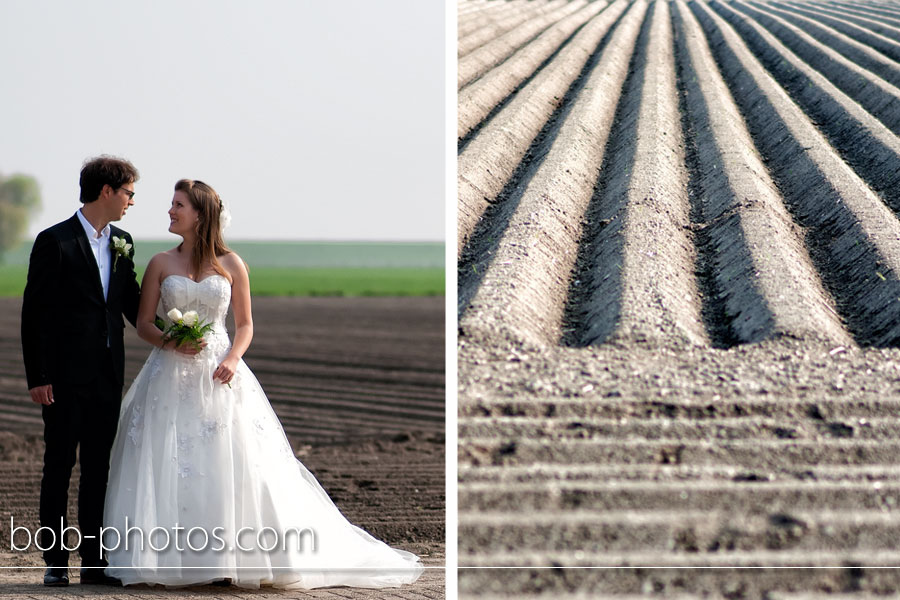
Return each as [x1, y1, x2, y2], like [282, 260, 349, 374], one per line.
[147, 248, 179, 267]
[145, 248, 186, 280]
[219, 251, 248, 281]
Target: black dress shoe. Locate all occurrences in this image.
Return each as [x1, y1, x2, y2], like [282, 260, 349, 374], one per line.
[79, 567, 121, 586]
[43, 567, 69, 586]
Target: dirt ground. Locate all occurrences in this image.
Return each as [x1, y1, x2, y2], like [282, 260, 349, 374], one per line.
[459, 0, 900, 596]
[0, 296, 445, 598]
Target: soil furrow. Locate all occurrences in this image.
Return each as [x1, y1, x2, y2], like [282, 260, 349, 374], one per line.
[461, 437, 900, 468]
[718, 0, 900, 136]
[265, 388, 443, 409]
[261, 382, 445, 404]
[460, 512, 900, 554]
[458, 0, 614, 141]
[0, 413, 41, 428]
[461, 550, 900, 566]
[459, 0, 650, 348]
[695, 0, 900, 347]
[276, 415, 427, 436]
[266, 396, 444, 421]
[249, 365, 443, 386]
[459, 0, 575, 58]
[259, 382, 445, 405]
[460, 479, 900, 512]
[458, 414, 896, 440]
[696, 0, 900, 219]
[272, 402, 443, 425]
[811, 0, 900, 32]
[270, 398, 444, 421]
[457, 0, 629, 255]
[249, 368, 443, 390]
[458, 0, 485, 16]
[457, 1, 488, 20]
[822, 0, 900, 15]
[459, 566, 900, 598]
[458, 0, 531, 37]
[461, 396, 900, 420]
[460, 463, 900, 484]
[672, 0, 849, 347]
[751, 0, 900, 84]
[0, 401, 444, 441]
[776, 1, 900, 61]
[564, 0, 708, 349]
[281, 419, 437, 435]
[458, 0, 589, 89]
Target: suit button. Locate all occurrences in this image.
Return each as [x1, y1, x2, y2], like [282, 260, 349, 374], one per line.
[101, 330, 108, 338]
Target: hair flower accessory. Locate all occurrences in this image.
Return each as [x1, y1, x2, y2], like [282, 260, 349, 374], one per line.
[219, 199, 232, 231]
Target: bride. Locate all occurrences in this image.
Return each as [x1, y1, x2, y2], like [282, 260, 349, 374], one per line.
[101, 179, 424, 588]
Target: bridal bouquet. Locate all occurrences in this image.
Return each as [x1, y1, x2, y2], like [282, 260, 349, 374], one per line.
[160, 308, 213, 351]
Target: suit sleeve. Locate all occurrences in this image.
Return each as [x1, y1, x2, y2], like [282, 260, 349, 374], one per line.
[21, 230, 61, 389]
[122, 232, 141, 328]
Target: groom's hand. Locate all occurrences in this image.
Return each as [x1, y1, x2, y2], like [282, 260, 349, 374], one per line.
[29, 384, 53, 405]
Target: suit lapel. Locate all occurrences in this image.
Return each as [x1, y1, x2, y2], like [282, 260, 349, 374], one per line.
[68, 213, 106, 304]
[107, 225, 127, 305]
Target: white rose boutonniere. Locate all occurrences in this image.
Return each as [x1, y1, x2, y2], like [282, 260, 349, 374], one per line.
[110, 236, 134, 272]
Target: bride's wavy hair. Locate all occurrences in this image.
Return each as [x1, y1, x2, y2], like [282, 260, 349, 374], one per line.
[174, 179, 233, 284]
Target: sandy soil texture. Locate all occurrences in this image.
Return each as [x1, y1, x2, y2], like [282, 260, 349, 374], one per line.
[0, 296, 444, 598]
[459, 0, 900, 596]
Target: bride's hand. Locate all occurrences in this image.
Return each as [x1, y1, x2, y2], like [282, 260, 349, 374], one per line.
[214, 355, 239, 386]
[173, 338, 206, 355]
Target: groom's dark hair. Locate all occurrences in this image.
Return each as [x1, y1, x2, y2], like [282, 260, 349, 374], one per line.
[79, 156, 140, 204]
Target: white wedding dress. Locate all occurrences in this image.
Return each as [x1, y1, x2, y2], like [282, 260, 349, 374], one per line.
[103, 274, 424, 589]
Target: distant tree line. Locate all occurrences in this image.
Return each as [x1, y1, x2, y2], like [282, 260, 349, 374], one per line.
[0, 172, 41, 262]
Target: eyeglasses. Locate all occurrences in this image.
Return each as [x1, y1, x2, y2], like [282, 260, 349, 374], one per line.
[118, 187, 135, 200]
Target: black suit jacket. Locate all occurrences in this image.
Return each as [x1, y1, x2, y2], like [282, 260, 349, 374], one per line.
[21, 213, 141, 389]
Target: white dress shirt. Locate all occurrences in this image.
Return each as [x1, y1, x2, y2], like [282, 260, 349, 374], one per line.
[75, 209, 112, 301]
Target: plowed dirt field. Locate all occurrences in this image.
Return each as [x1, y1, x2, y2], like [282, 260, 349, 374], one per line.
[0, 296, 444, 597]
[458, 0, 900, 596]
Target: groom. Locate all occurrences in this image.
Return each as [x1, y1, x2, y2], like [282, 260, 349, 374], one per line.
[21, 156, 141, 586]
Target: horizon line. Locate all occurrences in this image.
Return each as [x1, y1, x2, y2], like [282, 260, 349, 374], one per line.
[18, 238, 445, 245]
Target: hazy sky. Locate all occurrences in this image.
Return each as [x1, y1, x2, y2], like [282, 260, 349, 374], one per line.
[0, 1, 444, 242]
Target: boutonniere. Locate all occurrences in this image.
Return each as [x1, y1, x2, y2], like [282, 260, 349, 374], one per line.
[109, 236, 134, 272]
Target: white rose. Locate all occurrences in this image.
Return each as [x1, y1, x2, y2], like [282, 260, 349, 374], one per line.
[182, 311, 199, 327]
[167, 308, 183, 322]
[220, 201, 232, 231]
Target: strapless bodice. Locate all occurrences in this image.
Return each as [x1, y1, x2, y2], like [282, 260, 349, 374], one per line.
[160, 274, 231, 329]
